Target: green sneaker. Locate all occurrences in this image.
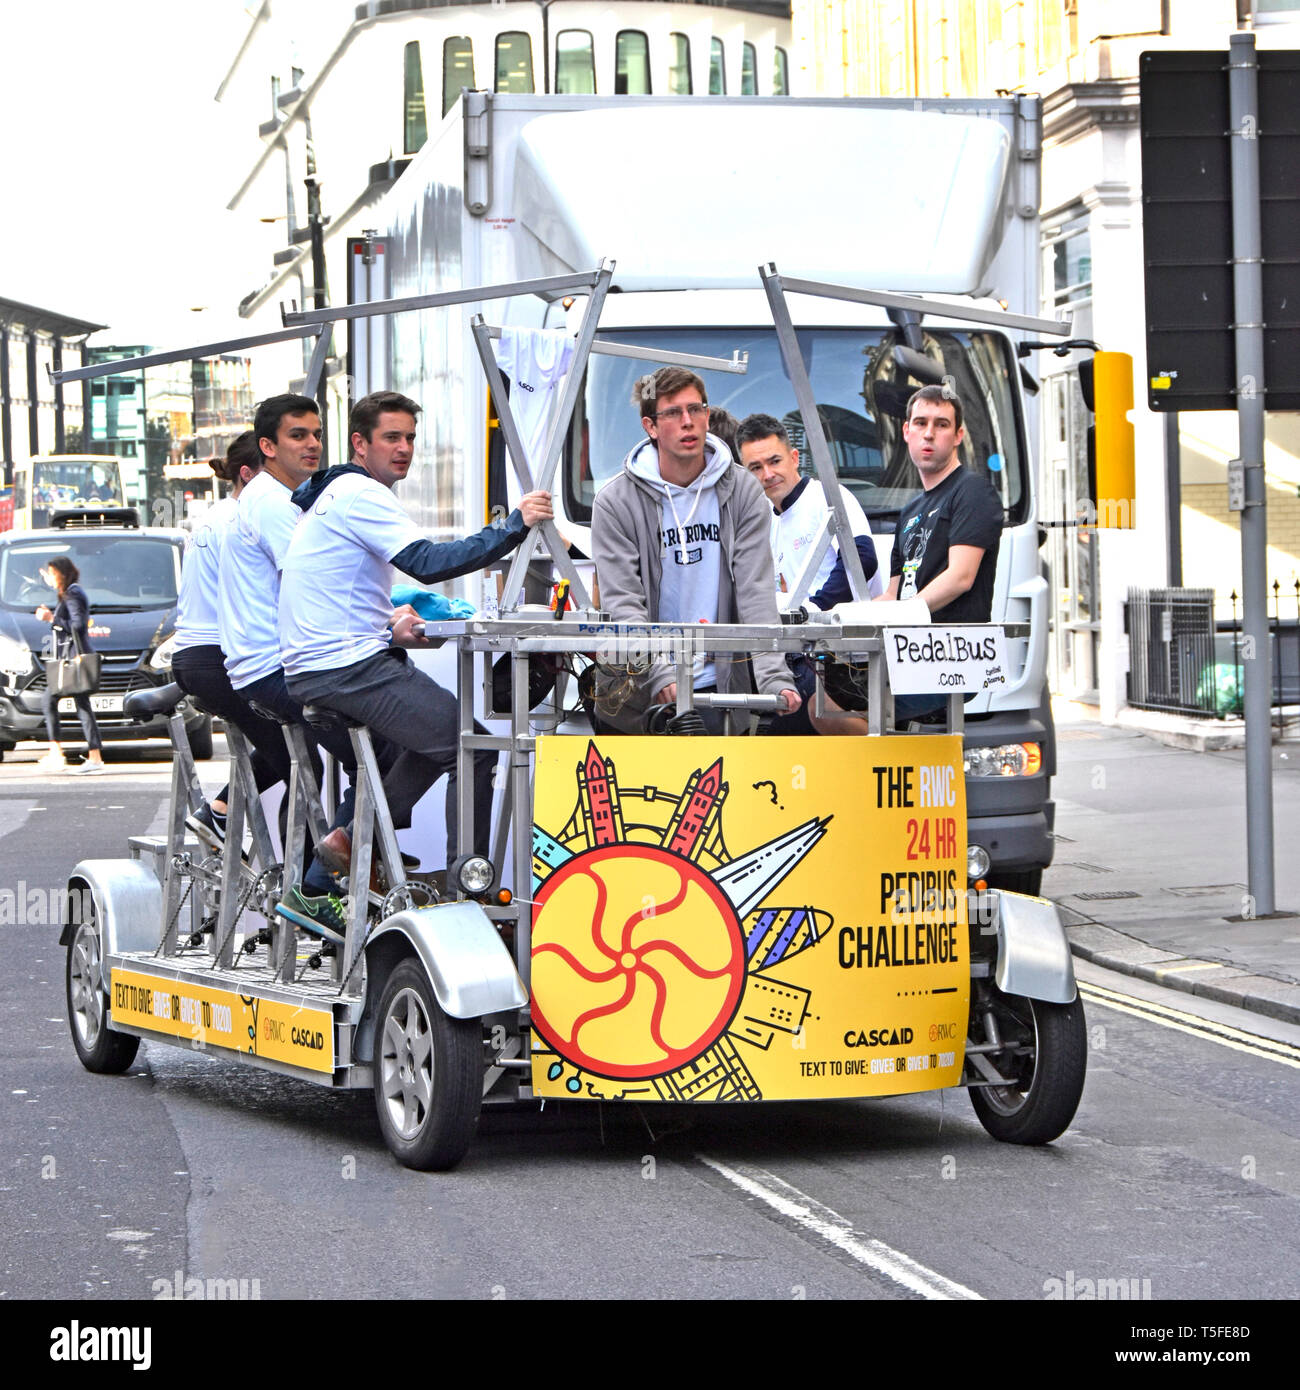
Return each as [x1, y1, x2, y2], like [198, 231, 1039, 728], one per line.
[276, 887, 347, 944]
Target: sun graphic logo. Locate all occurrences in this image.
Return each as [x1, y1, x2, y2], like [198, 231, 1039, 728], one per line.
[531, 845, 746, 1079]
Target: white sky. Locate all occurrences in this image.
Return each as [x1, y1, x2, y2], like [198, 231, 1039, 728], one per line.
[0, 1, 282, 349]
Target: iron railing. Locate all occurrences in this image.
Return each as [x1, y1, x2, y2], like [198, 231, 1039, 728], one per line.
[1126, 583, 1300, 720]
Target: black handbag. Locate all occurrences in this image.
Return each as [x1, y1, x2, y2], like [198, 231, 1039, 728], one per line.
[45, 627, 102, 698]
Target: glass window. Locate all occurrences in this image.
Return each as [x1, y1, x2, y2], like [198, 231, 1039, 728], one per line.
[773, 46, 789, 95]
[0, 535, 181, 611]
[616, 30, 650, 95]
[741, 42, 757, 95]
[566, 328, 1026, 527]
[495, 32, 534, 94]
[709, 38, 726, 95]
[403, 41, 427, 155]
[1048, 224, 1092, 308]
[556, 30, 596, 94]
[669, 33, 692, 94]
[442, 36, 475, 116]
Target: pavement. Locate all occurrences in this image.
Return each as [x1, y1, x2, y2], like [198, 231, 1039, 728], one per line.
[1046, 698, 1300, 1025]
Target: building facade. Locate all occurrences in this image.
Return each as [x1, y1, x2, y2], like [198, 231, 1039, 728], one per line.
[86, 348, 254, 515]
[0, 296, 103, 482]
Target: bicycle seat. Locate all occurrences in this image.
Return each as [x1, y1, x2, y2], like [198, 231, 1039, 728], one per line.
[124, 683, 184, 719]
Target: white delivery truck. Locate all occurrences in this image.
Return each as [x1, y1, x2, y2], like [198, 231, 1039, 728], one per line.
[354, 92, 1059, 894]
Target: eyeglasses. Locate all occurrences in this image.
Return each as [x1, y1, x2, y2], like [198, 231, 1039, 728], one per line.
[653, 402, 710, 422]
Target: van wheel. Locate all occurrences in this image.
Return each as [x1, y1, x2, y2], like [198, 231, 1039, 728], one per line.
[968, 990, 1086, 1145]
[67, 910, 139, 1074]
[373, 959, 481, 1170]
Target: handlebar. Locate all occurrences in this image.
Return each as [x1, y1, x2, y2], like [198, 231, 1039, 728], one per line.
[692, 693, 786, 712]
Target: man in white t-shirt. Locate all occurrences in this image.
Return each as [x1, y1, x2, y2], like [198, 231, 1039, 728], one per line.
[736, 413, 883, 609]
[216, 394, 361, 934]
[278, 390, 551, 929]
[736, 412, 882, 736]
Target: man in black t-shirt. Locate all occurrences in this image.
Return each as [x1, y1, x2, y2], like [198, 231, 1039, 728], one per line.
[882, 385, 1002, 619]
[878, 385, 1002, 720]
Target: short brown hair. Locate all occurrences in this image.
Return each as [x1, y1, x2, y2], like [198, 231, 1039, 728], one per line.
[632, 367, 707, 425]
[905, 384, 964, 432]
[349, 391, 421, 453]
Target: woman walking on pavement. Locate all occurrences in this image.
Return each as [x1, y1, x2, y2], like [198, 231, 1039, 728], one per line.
[35, 555, 106, 774]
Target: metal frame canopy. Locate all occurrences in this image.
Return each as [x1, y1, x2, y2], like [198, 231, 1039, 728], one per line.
[758, 264, 1072, 607]
[278, 257, 752, 612]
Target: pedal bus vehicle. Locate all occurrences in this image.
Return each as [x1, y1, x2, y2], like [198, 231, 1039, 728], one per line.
[59, 262, 1090, 1169]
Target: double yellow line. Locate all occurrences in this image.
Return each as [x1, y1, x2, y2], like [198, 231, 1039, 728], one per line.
[1080, 980, 1300, 1069]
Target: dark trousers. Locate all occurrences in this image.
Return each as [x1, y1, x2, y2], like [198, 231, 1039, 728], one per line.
[42, 689, 102, 751]
[240, 667, 362, 894]
[288, 649, 496, 864]
[171, 644, 281, 800]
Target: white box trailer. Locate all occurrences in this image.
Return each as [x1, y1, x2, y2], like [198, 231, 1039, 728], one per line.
[358, 92, 1058, 893]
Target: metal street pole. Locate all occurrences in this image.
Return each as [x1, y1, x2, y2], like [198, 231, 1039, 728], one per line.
[1228, 30, 1275, 916]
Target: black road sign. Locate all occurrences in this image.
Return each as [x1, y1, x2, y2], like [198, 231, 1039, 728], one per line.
[1140, 49, 1300, 411]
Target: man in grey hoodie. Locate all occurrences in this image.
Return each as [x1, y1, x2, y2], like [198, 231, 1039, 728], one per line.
[591, 366, 798, 729]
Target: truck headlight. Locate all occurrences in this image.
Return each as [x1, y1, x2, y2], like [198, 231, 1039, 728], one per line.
[964, 741, 1042, 777]
[150, 633, 177, 670]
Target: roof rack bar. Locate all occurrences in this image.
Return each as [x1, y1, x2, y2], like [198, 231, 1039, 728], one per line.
[483, 324, 749, 375]
[280, 269, 605, 328]
[761, 263, 872, 602]
[49, 324, 320, 386]
[776, 272, 1072, 337]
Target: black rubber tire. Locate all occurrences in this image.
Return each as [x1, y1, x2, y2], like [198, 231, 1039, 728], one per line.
[989, 867, 1043, 897]
[968, 993, 1086, 1145]
[186, 715, 214, 761]
[0, 742, 12, 762]
[66, 910, 140, 1075]
[373, 958, 481, 1171]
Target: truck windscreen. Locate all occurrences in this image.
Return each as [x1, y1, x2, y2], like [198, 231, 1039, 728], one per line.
[567, 327, 1026, 528]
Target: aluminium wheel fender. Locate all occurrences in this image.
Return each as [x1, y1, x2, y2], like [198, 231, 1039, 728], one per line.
[60, 860, 164, 984]
[989, 888, 1077, 1005]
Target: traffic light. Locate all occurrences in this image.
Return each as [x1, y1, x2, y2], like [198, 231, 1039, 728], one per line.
[1079, 351, 1136, 529]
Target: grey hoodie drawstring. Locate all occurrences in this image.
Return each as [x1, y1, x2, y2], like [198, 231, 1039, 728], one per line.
[664, 478, 706, 567]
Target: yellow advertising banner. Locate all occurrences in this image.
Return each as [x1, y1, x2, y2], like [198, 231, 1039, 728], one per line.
[530, 735, 969, 1101]
[109, 969, 335, 1074]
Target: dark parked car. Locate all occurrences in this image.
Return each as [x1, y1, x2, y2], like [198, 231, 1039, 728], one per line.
[0, 510, 211, 758]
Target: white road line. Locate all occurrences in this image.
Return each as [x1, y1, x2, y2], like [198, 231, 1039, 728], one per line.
[697, 1153, 984, 1300]
[1080, 983, 1300, 1069]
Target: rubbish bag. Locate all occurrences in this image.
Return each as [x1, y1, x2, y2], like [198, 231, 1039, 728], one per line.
[1196, 662, 1243, 717]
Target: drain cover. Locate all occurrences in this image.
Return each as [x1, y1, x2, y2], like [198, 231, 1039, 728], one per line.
[1075, 890, 1141, 901]
[1166, 884, 1246, 898]
[1062, 861, 1112, 873]
[1050, 833, 1076, 843]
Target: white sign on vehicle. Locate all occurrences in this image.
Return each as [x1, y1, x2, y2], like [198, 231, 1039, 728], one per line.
[59, 695, 123, 714]
[884, 626, 1009, 697]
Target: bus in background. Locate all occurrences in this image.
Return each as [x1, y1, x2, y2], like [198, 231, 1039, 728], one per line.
[11, 456, 126, 531]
